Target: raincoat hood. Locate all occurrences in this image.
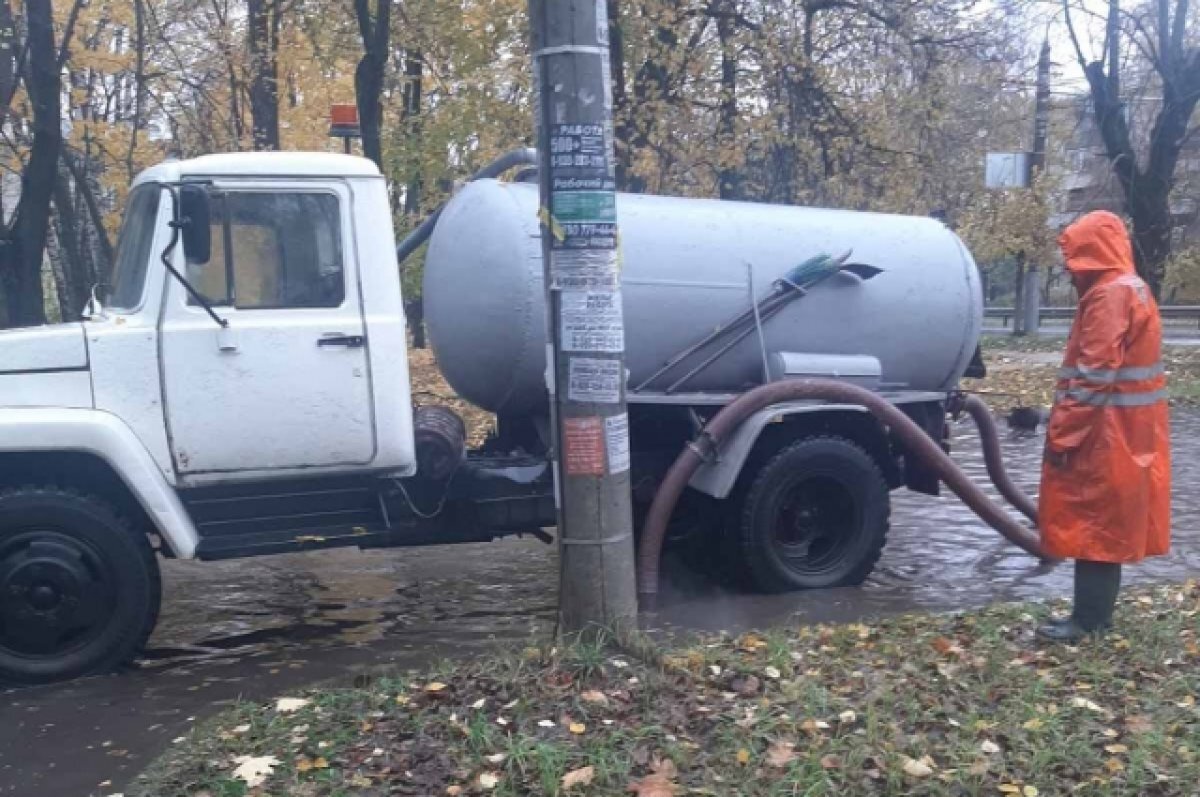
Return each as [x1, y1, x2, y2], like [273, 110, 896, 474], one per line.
[1058, 211, 1135, 278]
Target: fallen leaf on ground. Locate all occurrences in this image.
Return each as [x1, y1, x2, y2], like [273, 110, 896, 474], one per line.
[478, 771, 500, 789]
[998, 785, 1020, 794]
[736, 748, 751, 764]
[581, 690, 609, 705]
[1104, 744, 1129, 754]
[733, 675, 761, 696]
[901, 756, 933, 778]
[932, 637, 956, 655]
[839, 709, 857, 724]
[1071, 697, 1106, 713]
[1023, 786, 1039, 797]
[800, 719, 830, 734]
[569, 722, 586, 735]
[764, 666, 781, 679]
[424, 682, 448, 693]
[739, 634, 768, 652]
[627, 774, 677, 796]
[232, 755, 279, 788]
[562, 766, 595, 789]
[485, 753, 506, 764]
[537, 719, 556, 728]
[1125, 715, 1153, 733]
[446, 787, 463, 796]
[820, 754, 842, 770]
[981, 740, 1000, 755]
[274, 698, 310, 714]
[1104, 758, 1126, 773]
[766, 741, 797, 768]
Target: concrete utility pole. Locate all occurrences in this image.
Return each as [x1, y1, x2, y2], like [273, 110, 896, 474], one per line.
[528, 0, 638, 634]
[1022, 36, 1053, 337]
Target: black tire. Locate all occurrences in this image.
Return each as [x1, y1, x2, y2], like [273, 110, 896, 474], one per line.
[0, 486, 161, 684]
[735, 436, 889, 593]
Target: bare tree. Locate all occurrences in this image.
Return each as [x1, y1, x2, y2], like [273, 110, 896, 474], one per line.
[1063, 0, 1200, 296]
[0, 0, 73, 326]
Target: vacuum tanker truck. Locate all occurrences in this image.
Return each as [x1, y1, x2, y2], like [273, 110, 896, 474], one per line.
[0, 152, 984, 683]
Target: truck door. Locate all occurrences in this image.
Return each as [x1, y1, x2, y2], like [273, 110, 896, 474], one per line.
[159, 182, 377, 476]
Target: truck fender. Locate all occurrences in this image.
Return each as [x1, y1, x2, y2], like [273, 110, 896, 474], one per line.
[688, 402, 871, 499]
[0, 408, 199, 558]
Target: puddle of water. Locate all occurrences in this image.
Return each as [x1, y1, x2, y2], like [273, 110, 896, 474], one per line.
[656, 409, 1200, 631]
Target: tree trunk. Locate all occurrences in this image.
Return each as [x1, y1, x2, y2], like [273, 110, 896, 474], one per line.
[247, 0, 281, 150]
[61, 148, 115, 272]
[125, 0, 147, 180]
[353, 0, 391, 169]
[1012, 252, 1027, 337]
[606, 0, 633, 191]
[715, 0, 739, 199]
[1, 0, 63, 327]
[401, 51, 422, 214]
[52, 167, 91, 319]
[400, 50, 425, 348]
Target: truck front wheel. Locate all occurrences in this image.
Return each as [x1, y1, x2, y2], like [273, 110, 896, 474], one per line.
[736, 436, 889, 592]
[0, 487, 161, 684]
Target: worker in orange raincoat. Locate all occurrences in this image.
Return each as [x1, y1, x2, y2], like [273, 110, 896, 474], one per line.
[1036, 210, 1171, 642]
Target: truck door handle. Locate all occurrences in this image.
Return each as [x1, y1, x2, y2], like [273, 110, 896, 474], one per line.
[318, 333, 366, 348]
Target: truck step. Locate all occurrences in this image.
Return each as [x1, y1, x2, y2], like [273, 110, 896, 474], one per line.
[194, 523, 394, 560]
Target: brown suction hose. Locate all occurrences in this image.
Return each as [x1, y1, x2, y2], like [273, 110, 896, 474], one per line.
[960, 394, 1039, 524]
[636, 379, 1051, 602]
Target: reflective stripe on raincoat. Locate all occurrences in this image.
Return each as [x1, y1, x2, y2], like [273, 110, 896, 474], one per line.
[1039, 211, 1171, 563]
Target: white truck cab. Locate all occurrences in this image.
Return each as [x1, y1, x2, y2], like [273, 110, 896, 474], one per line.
[0, 152, 975, 684]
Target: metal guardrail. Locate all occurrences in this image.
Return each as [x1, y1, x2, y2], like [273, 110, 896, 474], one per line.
[985, 305, 1200, 329]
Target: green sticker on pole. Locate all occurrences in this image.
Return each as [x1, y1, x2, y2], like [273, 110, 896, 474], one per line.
[553, 191, 616, 223]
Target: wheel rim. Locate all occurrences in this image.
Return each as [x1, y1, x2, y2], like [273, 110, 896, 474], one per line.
[0, 530, 117, 659]
[772, 475, 861, 578]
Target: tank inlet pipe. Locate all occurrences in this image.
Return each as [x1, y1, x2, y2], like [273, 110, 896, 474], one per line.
[636, 379, 1052, 603]
[396, 147, 539, 266]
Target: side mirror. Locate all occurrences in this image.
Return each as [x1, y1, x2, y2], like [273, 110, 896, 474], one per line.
[179, 184, 212, 265]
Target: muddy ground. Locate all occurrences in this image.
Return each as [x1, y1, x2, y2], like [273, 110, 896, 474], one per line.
[2, 410, 1198, 796]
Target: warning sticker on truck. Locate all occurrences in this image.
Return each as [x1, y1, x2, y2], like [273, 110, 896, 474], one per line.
[560, 290, 625, 353]
[568, 357, 623, 403]
[563, 417, 606, 476]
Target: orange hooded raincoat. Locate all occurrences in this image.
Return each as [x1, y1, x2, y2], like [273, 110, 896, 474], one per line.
[1039, 211, 1171, 563]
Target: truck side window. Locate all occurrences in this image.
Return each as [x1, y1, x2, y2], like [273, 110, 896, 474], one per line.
[186, 192, 344, 309]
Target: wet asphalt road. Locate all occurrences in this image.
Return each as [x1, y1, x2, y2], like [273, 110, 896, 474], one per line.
[2, 411, 1198, 797]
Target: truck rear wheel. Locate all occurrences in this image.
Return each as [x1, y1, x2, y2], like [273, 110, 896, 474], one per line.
[0, 487, 161, 684]
[736, 436, 889, 592]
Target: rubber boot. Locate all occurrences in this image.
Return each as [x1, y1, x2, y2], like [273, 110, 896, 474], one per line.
[1037, 560, 1121, 642]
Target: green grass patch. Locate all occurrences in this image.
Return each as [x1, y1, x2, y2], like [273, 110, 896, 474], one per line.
[132, 583, 1200, 796]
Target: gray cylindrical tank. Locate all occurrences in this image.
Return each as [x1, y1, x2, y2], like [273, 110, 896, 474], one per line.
[423, 179, 982, 414]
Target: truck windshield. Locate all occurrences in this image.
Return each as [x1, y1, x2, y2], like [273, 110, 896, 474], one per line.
[108, 185, 163, 311]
